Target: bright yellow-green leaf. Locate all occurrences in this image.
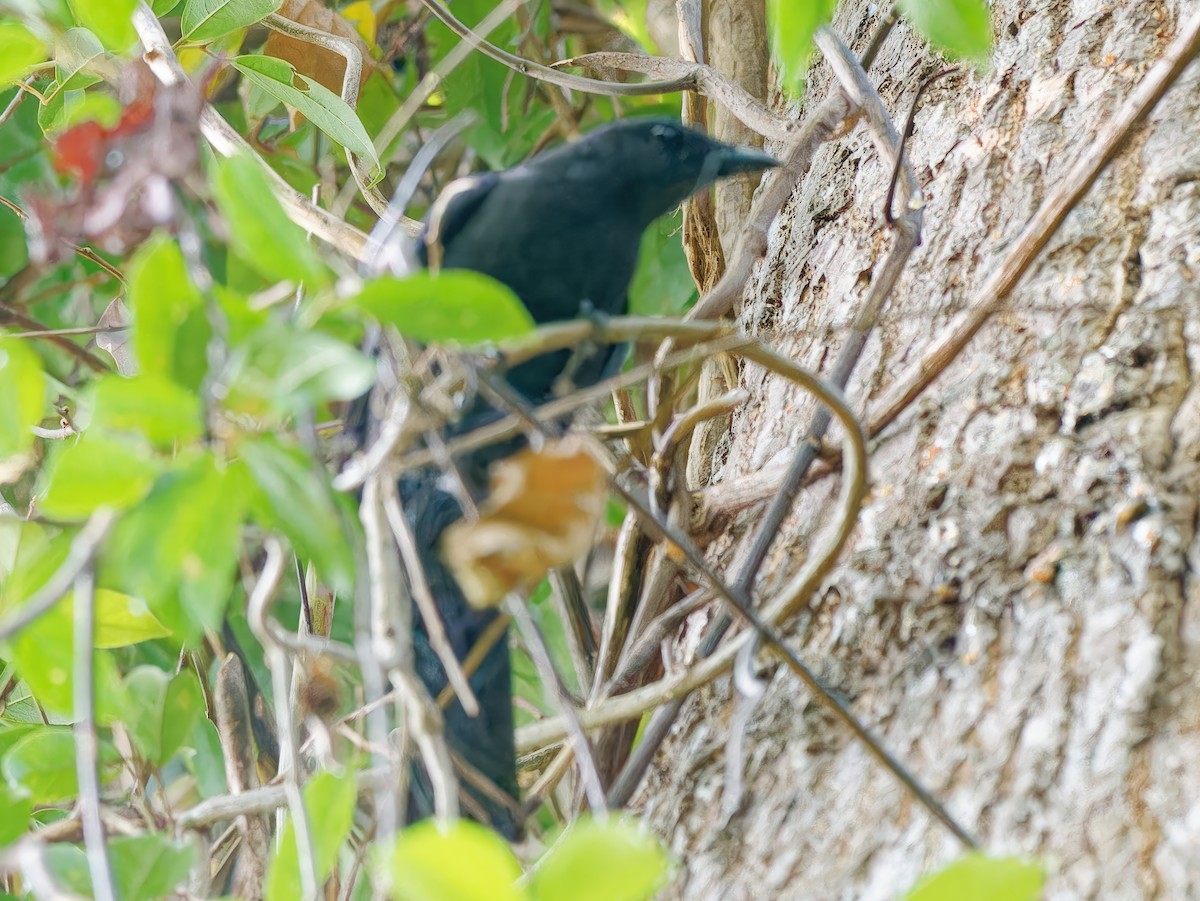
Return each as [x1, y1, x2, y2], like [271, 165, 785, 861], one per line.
[0, 21, 47, 86]
[898, 0, 993, 64]
[767, 0, 836, 95]
[2, 729, 76, 804]
[266, 772, 357, 901]
[353, 272, 535, 345]
[90, 374, 203, 448]
[0, 338, 45, 476]
[68, 0, 137, 52]
[126, 234, 210, 388]
[903, 854, 1045, 901]
[383, 819, 525, 901]
[38, 432, 159, 519]
[530, 816, 669, 901]
[210, 152, 330, 286]
[181, 0, 282, 43]
[92, 589, 171, 647]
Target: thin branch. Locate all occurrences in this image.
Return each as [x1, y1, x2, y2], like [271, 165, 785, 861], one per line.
[246, 538, 319, 901]
[420, 0, 695, 97]
[72, 564, 116, 901]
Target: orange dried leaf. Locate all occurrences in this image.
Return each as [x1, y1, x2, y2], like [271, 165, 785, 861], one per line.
[441, 438, 607, 608]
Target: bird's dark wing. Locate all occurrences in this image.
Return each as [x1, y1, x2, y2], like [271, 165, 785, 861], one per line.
[417, 172, 501, 268]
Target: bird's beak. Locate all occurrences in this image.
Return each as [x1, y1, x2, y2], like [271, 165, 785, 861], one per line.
[715, 145, 779, 177]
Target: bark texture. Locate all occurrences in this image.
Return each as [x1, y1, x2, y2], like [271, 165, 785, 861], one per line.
[639, 1, 1200, 898]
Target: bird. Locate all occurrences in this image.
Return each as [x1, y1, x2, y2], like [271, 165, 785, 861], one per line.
[395, 118, 777, 838]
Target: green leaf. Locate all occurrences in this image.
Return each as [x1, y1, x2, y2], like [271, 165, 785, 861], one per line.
[221, 322, 375, 419]
[898, 0, 992, 64]
[231, 55, 380, 175]
[210, 152, 330, 286]
[0, 337, 45, 474]
[0, 195, 28, 278]
[39, 836, 195, 901]
[266, 771, 357, 901]
[353, 272, 535, 344]
[530, 816, 669, 901]
[101, 454, 244, 642]
[126, 234, 211, 390]
[90, 374, 203, 448]
[38, 432, 159, 519]
[903, 854, 1045, 901]
[122, 667, 205, 767]
[2, 728, 77, 804]
[0, 781, 32, 845]
[182, 717, 228, 798]
[241, 435, 357, 593]
[182, 0, 282, 43]
[766, 0, 837, 95]
[54, 27, 105, 92]
[93, 588, 171, 647]
[383, 819, 525, 901]
[68, 0, 137, 52]
[0, 21, 47, 86]
[108, 834, 196, 901]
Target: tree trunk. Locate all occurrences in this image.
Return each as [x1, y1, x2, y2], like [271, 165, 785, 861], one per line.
[638, 1, 1200, 897]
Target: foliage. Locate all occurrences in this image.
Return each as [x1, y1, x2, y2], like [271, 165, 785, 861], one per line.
[902, 854, 1046, 901]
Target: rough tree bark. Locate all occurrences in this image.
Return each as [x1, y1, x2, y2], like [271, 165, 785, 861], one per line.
[637, 1, 1200, 898]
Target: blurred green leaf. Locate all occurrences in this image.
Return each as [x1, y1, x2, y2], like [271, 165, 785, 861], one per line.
[2, 728, 76, 804]
[0, 195, 28, 277]
[241, 435, 357, 593]
[903, 854, 1045, 901]
[127, 234, 211, 390]
[628, 209, 695, 316]
[67, 0, 136, 52]
[101, 454, 244, 642]
[0, 781, 32, 845]
[221, 321, 375, 418]
[182, 716, 228, 798]
[231, 54, 380, 175]
[898, 0, 992, 64]
[38, 432, 159, 519]
[210, 151, 331, 286]
[383, 819, 525, 901]
[766, 0, 837, 95]
[0, 21, 47, 86]
[0, 338, 45, 474]
[354, 272, 534, 344]
[266, 771, 357, 901]
[182, 0, 282, 43]
[90, 374, 203, 448]
[122, 666, 205, 767]
[108, 834, 197, 901]
[92, 588, 171, 647]
[530, 816, 669, 901]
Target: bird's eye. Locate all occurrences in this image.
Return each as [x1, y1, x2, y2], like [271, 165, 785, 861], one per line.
[650, 123, 684, 153]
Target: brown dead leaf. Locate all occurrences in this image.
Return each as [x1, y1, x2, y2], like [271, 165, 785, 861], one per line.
[264, 0, 376, 126]
[441, 437, 607, 608]
[95, 298, 134, 375]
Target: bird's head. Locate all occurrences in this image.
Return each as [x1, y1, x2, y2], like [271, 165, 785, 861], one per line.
[532, 118, 779, 226]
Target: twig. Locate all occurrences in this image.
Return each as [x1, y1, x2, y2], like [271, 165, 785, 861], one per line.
[0, 510, 115, 642]
[0, 303, 112, 373]
[885, 67, 959, 223]
[867, 2, 1200, 438]
[419, 0, 695, 97]
[555, 52, 795, 142]
[380, 477, 480, 716]
[506, 597, 608, 815]
[246, 538, 319, 901]
[72, 563, 116, 901]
